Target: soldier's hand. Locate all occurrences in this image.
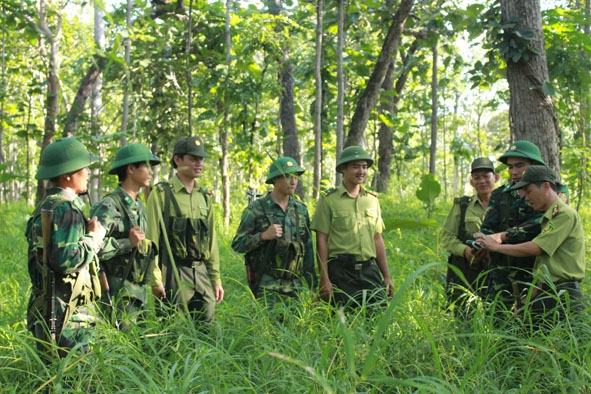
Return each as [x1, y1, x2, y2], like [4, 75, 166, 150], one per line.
[152, 284, 166, 299]
[86, 216, 106, 240]
[260, 224, 283, 241]
[129, 226, 145, 248]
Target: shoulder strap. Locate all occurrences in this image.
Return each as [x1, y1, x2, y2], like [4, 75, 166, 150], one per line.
[105, 192, 138, 227]
[456, 196, 471, 241]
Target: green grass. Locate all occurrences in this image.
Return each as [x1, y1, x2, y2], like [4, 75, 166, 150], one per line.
[1, 196, 591, 393]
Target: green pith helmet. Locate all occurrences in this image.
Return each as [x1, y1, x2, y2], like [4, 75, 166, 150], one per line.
[36, 138, 96, 180]
[499, 140, 546, 166]
[108, 143, 161, 174]
[266, 156, 305, 184]
[336, 146, 374, 171]
[173, 136, 210, 158]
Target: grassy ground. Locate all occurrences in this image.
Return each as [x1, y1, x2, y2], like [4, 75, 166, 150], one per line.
[1, 197, 590, 393]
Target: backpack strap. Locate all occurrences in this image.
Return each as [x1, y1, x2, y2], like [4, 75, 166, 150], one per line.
[456, 196, 472, 242]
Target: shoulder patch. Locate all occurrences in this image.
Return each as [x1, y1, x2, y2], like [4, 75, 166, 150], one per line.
[542, 221, 555, 234]
[322, 187, 337, 196]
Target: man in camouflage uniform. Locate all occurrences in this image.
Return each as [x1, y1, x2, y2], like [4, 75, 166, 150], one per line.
[231, 157, 316, 305]
[475, 141, 569, 313]
[146, 136, 224, 324]
[311, 146, 394, 307]
[91, 143, 161, 330]
[25, 138, 106, 358]
[479, 166, 585, 325]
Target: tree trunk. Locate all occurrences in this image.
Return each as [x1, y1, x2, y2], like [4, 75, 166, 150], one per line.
[374, 34, 423, 193]
[120, 0, 133, 145]
[90, 3, 105, 203]
[501, 0, 560, 172]
[375, 60, 395, 193]
[335, 0, 345, 185]
[313, 0, 323, 200]
[429, 45, 438, 176]
[36, 0, 62, 204]
[346, 0, 415, 147]
[219, 0, 231, 227]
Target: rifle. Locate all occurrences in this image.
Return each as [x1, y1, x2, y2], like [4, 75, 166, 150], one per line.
[40, 209, 57, 348]
[99, 266, 120, 329]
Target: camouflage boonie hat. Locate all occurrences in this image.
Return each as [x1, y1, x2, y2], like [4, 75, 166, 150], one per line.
[509, 165, 559, 190]
[109, 143, 161, 174]
[499, 140, 546, 166]
[336, 146, 374, 171]
[36, 138, 96, 180]
[470, 157, 495, 173]
[173, 136, 210, 158]
[266, 157, 305, 184]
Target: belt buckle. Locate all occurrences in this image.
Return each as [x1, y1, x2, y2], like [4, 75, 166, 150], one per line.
[354, 263, 363, 271]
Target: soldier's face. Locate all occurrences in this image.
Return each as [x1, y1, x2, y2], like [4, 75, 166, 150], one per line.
[70, 167, 90, 194]
[506, 157, 530, 184]
[522, 183, 548, 211]
[341, 160, 369, 185]
[273, 174, 298, 195]
[176, 154, 204, 179]
[129, 163, 152, 187]
[470, 169, 497, 195]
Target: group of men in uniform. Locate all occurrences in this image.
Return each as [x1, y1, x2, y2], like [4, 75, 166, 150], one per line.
[26, 135, 587, 359]
[442, 141, 586, 324]
[27, 136, 391, 359]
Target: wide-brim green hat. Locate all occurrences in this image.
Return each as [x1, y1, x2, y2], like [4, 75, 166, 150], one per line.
[336, 146, 374, 171]
[266, 156, 305, 184]
[109, 143, 161, 174]
[499, 140, 546, 166]
[35, 138, 96, 180]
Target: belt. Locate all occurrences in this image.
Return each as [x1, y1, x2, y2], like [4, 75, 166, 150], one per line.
[176, 260, 204, 267]
[331, 255, 376, 271]
[539, 280, 580, 291]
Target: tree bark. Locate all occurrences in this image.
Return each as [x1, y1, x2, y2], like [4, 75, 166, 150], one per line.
[501, 0, 560, 172]
[429, 45, 438, 176]
[335, 0, 345, 185]
[313, 0, 323, 200]
[345, 0, 415, 147]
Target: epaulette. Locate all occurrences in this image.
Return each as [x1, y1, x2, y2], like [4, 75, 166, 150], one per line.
[322, 187, 337, 196]
[155, 182, 169, 193]
[365, 187, 378, 198]
[453, 196, 472, 205]
[558, 192, 568, 204]
[551, 202, 561, 218]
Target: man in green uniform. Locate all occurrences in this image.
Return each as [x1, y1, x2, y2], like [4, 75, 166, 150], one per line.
[441, 157, 499, 313]
[26, 138, 106, 358]
[232, 156, 316, 305]
[311, 146, 393, 307]
[91, 143, 161, 330]
[478, 166, 585, 324]
[476, 140, 569, 311]
[146, 136, 224, 324]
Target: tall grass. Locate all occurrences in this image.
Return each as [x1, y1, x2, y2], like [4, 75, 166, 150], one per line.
[1, 196, 590, 393]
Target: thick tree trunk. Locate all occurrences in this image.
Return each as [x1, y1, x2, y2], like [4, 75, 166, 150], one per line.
[346, 0, 415, 147]
[501, 0, 560, 172]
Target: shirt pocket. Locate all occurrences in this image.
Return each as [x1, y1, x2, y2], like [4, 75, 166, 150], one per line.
[364, 208, 377, 234]
[332, 210, 354, 232]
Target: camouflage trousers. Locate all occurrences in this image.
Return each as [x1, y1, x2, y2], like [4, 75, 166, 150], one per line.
[31, 303, 100, 359]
